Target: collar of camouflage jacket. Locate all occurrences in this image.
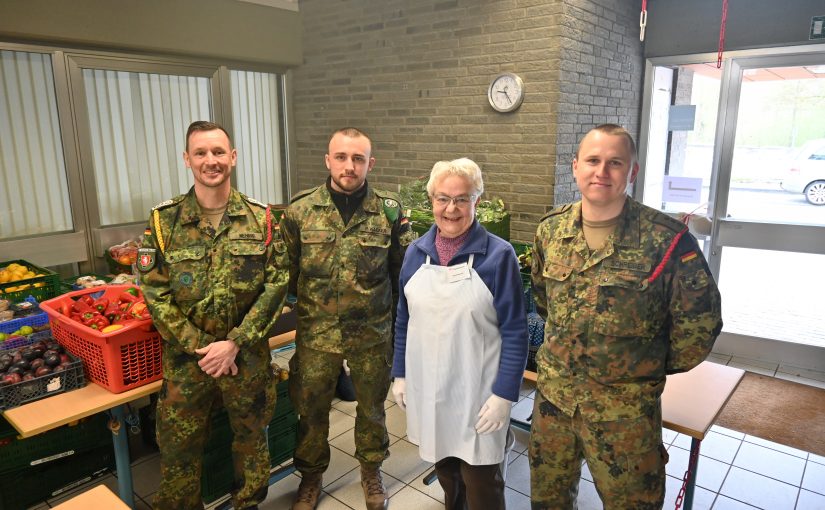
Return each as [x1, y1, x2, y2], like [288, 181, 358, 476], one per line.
[559, 199, 642, 249]
[178, 187, 248, 225]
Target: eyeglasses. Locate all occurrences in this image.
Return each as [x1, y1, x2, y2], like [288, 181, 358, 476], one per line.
[432, 194, 475, 208]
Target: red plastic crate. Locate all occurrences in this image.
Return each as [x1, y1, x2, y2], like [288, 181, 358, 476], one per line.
[40, 285, 163, 393]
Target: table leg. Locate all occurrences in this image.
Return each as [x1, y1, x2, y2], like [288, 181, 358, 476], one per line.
[110, 405, 136, 509]
[684, 437, 701, 510]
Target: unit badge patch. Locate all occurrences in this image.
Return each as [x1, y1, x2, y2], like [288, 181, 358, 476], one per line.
[179, 272, 194, 287]
[137, 248, 156, 272]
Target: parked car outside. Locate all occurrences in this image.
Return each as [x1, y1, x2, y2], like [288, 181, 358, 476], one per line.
[780, 138, 825, 205]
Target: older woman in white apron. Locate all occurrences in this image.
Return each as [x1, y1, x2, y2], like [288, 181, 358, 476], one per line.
[392, 158, 528, 510]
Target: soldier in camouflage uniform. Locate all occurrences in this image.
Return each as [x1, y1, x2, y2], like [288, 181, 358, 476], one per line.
[529, 124, 723, 509]
[281, 127, 415, 510]
[138, 121, 289, 510]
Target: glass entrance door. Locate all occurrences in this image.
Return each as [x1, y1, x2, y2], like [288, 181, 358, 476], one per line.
[639, 49, 825, 371]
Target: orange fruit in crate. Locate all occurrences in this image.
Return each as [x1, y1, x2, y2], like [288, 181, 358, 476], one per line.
[117, 255, 133, 266]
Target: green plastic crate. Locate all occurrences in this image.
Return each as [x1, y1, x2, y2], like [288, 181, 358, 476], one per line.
[0, 412, 110, 474]
[201, 409, 298, 503]
[0, 259, 61, 303]
[0, 444, 115, 510]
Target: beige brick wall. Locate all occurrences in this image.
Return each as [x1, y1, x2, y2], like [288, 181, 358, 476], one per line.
[292, 0, 641, 242]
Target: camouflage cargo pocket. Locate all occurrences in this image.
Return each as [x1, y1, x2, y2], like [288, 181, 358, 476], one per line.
[300, 229, 335, 277]
[594, 269, 653, 337]
[541, 262, 573, 326]
[356, 234, 390, 285]
[228, 241, 267, 293]
[165, 245, 208, 301]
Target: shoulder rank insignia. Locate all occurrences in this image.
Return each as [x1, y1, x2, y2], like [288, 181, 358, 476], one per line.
[244, 195, 267, 208]
[151, 198, 176, 211]
[137, 248, 157, 272]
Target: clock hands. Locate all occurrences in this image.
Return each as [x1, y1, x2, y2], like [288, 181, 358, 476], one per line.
[497, 86, 512, 104]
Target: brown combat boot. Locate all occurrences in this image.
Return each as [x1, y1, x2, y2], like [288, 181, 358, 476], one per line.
[291, 472, 322, 510]
[361, 467, 389, 510]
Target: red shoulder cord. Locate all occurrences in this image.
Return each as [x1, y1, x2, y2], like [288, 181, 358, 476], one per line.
[717, 0, 728, 68]
[264, 205, 273, 247]
[647, 227, 689, 284]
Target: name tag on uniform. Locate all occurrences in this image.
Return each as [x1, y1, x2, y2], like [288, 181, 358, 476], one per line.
[447, 262, 471, 283]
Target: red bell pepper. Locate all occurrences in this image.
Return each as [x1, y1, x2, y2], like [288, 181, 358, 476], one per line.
[88, 315, 110, 330]
[118, 291, 140, 304]
[92, 297, 109, 314]
[59, 301, 72, 317]
[129, 301, 150, 320]
[79, 295, 94, 306]
[72, 298, 94, 314]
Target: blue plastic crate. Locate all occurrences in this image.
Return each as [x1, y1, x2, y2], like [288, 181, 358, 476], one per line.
[0, 296, 48, 336]
[0, 330, 53, 352]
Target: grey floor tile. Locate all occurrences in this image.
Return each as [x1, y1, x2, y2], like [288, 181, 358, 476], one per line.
[518, 379, 536, 398]
[663, 426, 679, 445]
[322, 447, 360, 487]
[327, 408, 356, 442]
[733, 441, 806, 485]
[712, 495, 761, 509]
[381, 438, 433, 484]
[504, 452, 531, 496]
[710, 424, 746, 440]
[743, 434, 810, 459]
[386, 485, 444, 510]
[797, 489, 825, 509]
[384, 403, 408, 438]
[810, 453, 825, 465]
[130, 451, 161, 498]
[674, 430, 742, 464]
[510, 395, 534, 423]
[505, 486, 532, 510]
[719, 466, 798, 510]
[323, 465, 404, 507]
[576, 478, 604, 510]
[667, 445, 731, 493]
[332, 398, 358, 417]
[581, 459, 593, 482]
[664, 473, 716, 510]
[260, 471, 301, 509]
[802, 459, 825, 495]
[511, 425, 530, 454]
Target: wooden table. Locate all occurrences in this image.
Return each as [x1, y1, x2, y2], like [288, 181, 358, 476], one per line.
[51, 485, 131, 510]
[3, 380, 161, 509]
[520, 361, 744, 510]
[2, 330, 298, 509]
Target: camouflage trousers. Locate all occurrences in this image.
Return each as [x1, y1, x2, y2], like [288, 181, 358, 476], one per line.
[154, 359, 276, 510]
[529, 391, 668, 510]
[289, 342, 391, 474]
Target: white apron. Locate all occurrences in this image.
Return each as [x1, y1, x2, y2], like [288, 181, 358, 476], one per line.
[404, 253, 510, 465]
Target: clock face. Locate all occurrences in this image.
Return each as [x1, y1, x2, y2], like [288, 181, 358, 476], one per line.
[488, 73, 524, 112]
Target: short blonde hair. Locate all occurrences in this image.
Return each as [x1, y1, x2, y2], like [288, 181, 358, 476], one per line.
[426, 158, 484, 198]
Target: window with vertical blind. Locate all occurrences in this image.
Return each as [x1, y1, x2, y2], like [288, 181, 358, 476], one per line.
[230, 70, 288, 205]
[0, 50, 72, 238]
[81, 69, 212, 226]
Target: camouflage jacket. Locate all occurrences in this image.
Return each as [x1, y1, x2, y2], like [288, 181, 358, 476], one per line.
[139, 187, 289, 377]
[281, 183, 415, 354]
[531, 198, 722, 421]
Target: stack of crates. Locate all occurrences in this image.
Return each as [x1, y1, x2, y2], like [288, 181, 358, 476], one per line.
[201, 379, 297, 503]
[0, 413, 115, 509]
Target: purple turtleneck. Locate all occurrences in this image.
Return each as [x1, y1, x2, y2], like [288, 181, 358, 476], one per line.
[434, 228, 471, 266]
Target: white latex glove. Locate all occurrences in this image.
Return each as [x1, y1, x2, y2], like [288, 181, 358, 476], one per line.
[475, 394, 511, 435]
[392, 378, 407, 410]
[195, 340, 240, 378]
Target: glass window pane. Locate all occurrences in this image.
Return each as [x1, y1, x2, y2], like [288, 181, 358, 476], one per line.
[0, 50, 72, 238]
[82, 69, 211, 226]
[642, 63, 721, 217]
[718, 247, 825, 347]
[727, 67, 825, 224]
[230, 70, 287, 204]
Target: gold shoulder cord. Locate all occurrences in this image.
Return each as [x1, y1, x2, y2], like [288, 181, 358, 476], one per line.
[153, 209, 166, 254]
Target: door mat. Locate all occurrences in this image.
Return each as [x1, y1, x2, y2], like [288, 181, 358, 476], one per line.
[714, 372, 825, 457]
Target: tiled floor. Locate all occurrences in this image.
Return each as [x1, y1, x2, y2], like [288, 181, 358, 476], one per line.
[29, 349, 825, 509]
